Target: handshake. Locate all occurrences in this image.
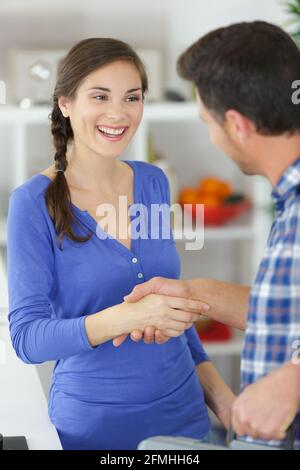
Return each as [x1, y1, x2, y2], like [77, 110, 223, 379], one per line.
[113, 277, 211, 347]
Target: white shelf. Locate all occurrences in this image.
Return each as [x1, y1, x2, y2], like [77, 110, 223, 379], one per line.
[0, 210, 259, 247]
[0, 102, 199, 124]
[173, 210, 256, 242]
[203, 337, 243, 356]
[0, 101, 271, 313]
[0, 105, 51, 124]
[200, 328, 244, 356]
[144, 102, 199, 121]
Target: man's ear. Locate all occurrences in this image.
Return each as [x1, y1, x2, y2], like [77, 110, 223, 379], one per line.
[58, 96, 70, 118]
[224, 109, 255, 144]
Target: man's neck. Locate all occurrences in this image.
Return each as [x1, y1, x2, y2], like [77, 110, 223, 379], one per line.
[258, 134, 300, 187]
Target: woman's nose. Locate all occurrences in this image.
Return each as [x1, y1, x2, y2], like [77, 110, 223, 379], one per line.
[105, 102, 126, 120]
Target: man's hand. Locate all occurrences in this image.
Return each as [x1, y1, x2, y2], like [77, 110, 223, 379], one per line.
[112, 277, 210, 347]
[231, 363, 300, 441]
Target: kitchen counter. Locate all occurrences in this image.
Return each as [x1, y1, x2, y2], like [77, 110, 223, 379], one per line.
[0, 321, 62, 450]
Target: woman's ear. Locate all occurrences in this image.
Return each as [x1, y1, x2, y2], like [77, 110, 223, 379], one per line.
[58, 96, 70, 118]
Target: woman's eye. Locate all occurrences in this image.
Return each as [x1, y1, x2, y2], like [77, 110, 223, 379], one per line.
[127, 96, 141, 102]
[94, 95, 107, 101]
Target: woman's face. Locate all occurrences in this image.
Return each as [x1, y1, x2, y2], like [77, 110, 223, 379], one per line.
[59, 60, 144, 159]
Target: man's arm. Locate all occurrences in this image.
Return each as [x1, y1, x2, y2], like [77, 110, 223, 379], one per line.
[186, 278, 250, 330]
[113, 277, 250, 346]
[231, 360, 300, 440]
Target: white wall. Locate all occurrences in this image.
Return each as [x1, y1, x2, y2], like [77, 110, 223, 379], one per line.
[0, 0, 290, 203]
[166, 0, 289, 91]
[0, 0, 290, 92]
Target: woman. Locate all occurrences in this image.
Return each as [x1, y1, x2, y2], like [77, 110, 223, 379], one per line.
[7, 38, 234, 450]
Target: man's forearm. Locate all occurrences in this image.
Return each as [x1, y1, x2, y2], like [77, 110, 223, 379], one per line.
[186, 279, 250, 330]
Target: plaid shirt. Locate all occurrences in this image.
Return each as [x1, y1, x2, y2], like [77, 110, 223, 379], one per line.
[241, 157, 300, 450]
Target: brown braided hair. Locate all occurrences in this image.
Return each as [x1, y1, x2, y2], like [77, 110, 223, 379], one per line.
[46, 38, 148, 250]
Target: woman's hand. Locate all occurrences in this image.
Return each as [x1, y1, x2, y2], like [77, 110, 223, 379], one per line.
[86, 292, 203, 348]
[113, 277, 210, 347]
[122, 293, 205, 338]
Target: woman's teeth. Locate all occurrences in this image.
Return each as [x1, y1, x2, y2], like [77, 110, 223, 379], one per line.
[97, 126, 126, 136]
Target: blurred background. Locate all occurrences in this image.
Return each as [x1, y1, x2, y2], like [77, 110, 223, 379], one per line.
[0, 0, 299, 447]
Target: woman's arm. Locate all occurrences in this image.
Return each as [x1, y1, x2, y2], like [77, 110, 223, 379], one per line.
[195, 361, 236, 430]
[85, 294, 205, 347]
[7, 188, 95, 364]
[184, 326, 235, 429]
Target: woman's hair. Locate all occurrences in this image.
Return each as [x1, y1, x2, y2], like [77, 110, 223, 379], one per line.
[46, 38, 148, 250]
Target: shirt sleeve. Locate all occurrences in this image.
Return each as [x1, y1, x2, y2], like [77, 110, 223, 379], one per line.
[7, 187, 93, 365]
[243, 239, 300, 383]
[185, 325, 210, 366]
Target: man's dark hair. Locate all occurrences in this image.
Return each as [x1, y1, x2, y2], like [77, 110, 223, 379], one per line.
[177, 21, 300, 135]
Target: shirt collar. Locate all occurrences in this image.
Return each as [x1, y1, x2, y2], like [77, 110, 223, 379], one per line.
[271, 156, 300, 204]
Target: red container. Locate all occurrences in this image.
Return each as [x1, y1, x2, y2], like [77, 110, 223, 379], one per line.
[197, 321, 233, 342]
[185, 200, 251, 226]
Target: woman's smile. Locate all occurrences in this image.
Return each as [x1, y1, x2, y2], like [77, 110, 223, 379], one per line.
[96, 124, 129, 142]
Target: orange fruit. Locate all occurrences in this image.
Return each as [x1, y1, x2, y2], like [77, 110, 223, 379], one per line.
[199, 195, 221, 207]
[199, 177, 233, 201]
[178, 188, 199, 205]
[217, 181, 233, 199]
[199, 178, 221, 195]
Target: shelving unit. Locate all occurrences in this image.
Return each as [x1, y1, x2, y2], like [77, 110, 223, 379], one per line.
[0, 102, 273, 362]
[203, 336, 243, 357]
[173, 210, 257, 242]
[0, 206, 258, 245]
[0, 101, 273, 238]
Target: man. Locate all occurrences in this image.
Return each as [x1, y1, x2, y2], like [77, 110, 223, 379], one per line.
[115, 21, 300, 448]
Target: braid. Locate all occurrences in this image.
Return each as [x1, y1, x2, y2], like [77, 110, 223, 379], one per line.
[45, 100, 92, 250]
[52, 103, 70, 173]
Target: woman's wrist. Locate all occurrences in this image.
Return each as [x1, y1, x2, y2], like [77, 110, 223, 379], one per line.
[85, 303, 134, 347]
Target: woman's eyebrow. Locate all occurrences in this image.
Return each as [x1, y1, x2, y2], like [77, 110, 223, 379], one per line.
[88, 87, 142, 93]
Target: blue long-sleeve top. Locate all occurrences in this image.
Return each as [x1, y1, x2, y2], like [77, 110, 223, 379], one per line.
[7, 160, 209, 404]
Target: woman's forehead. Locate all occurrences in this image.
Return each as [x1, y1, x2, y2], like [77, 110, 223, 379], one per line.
[80, 61, 142, 90]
